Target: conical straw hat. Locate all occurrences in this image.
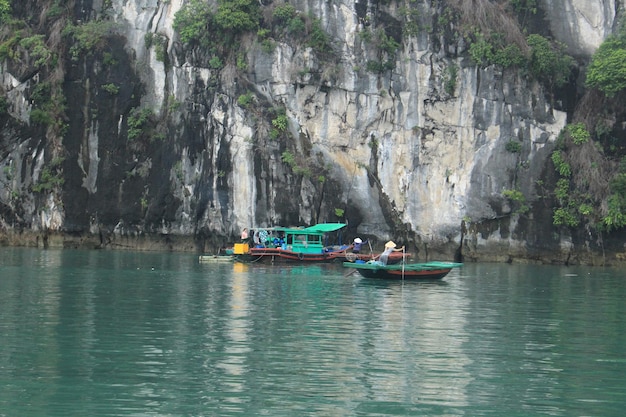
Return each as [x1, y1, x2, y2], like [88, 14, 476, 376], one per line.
[384, 240, 396, 248]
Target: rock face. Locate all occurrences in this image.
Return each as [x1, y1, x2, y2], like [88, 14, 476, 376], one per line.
[0, 0, 625, 264]
[540, 0, 618, 57]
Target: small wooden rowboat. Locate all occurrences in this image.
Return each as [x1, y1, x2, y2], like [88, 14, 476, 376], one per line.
[343, 261, 463, 280]
[199, 255, 234, 263]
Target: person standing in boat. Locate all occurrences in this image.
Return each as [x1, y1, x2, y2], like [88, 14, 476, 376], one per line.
[241, 228, 249, 242]
[379, 241, 404, 265]
[352, 237, 367, 254]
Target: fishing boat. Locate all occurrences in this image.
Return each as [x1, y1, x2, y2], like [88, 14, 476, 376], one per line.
[343, 260, 463, 280]
[233, 223, 406, 263]
[235, 223, 349, 262]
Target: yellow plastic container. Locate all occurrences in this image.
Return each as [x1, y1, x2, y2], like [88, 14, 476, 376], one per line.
[233, 243, 249, 255]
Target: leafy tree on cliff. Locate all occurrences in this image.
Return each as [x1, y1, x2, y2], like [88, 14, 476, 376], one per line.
[527, 34, 573, 90]
[215, 0, 259, 34]
[586, 27, 626, 97]
[173, 0, 214, 47]
[173, 0, 259, 47]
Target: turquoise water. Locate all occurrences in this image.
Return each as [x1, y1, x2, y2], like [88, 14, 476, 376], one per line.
[1, 248, 625, 416]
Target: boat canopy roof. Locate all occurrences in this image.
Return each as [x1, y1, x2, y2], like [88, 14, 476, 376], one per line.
[248, 223, 346, 235]
[300, 223, 346, 233]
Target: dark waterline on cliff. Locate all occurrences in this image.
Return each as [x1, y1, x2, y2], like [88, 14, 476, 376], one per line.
[1, 248, 625, 416]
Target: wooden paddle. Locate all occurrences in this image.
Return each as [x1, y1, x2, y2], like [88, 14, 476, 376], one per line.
[344, 268, 358, 277]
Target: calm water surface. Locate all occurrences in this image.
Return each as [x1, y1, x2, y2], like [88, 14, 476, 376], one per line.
[1, 248, 625, 416]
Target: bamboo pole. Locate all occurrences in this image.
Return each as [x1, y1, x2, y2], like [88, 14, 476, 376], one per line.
[402, 246, 405, 281]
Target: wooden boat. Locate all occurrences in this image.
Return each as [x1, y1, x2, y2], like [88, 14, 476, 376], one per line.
[198, 255, 234, 263]
[343, 260, 463, 280]
[233, 223, 406, 264]
[235, 223, 348, 262]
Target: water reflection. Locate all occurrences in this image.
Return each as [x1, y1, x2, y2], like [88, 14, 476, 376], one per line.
[459, 263, 626, 416]
[353, 269, 471, 411]
[357, 277, 451, 289]
[2, 250, 626, 416]
[216, 262, 251, 402]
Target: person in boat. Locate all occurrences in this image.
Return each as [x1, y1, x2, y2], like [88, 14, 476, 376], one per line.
[352, 237, 367, 253]
[258, 229, 269, 247]
[379, 240, 404, 265]
[241, 228, 249, 242]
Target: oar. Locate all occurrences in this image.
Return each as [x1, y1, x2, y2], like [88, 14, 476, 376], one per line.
[402, 246, 405, 281]
[344, 268, 358, 277]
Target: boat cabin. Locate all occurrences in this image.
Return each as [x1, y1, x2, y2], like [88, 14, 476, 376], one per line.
[281, 223, 346, 254]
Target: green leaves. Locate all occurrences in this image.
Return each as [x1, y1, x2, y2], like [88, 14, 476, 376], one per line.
[551, 151, 571, 177]
[273, 4, 297, 23]
[505, 140, 522, 153]
[603, 173, 626, 231]
[468, 33, 572, 89]
[603, 194, 626, 231]
[271, 114, 288, 132]
[0, 0, 10, 22]
[586, 37, 626, 97]
[307, 18, 331, 54]
[20, 35, 55, 67]
[468, 33, 493, 66]
[527, 34, 573, 88]
[566, 123, 590, 145]
[127, 107, 155, 140]
[215, 0, 259, 33]
[502, 189, 530, 214]
[63, 20, 117, 61]
[174, 0, 259, 50]
[173, 0, 214, 46]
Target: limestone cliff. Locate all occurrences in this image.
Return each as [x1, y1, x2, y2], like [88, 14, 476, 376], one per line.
[0, 0, 625, 264]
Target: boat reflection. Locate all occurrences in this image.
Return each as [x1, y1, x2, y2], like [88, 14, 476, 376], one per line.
[357, 277, 451, 289]
[352, 268, 471, 408]
[214, 259, 252, 402]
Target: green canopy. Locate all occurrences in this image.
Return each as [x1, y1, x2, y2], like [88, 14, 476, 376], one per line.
[301, 223, 346, 233]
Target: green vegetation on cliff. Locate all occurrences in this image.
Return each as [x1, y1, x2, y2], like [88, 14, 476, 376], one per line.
[173, 0, 259, 47]
[63, 20, 118, 61]
[461, 4, 573, 92]
[551, 121, 626, 232]
[0, 0, 9, 22]
[546, 18, 626, 233]
[586, 22, 626, 98]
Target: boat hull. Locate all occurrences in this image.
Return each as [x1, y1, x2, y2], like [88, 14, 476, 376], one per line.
[237, 248, 407, 263]
[354, 267, 452, 280]
[237, 248, 350, 263]
[343, 261, 462, 280]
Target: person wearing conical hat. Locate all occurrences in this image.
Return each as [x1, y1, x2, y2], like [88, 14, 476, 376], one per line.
[379, 241, 405, 265]
[352, 237, 367, 253]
